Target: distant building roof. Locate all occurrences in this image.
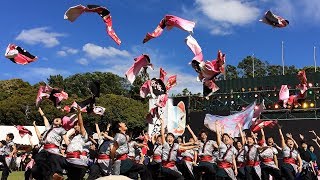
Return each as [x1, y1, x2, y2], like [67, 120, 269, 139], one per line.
[0, 126, 45, 145]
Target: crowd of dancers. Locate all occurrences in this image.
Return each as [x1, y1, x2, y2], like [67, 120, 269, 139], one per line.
[0, 107, 319, 180]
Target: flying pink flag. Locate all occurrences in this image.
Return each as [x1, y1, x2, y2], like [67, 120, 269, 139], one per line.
[16, 125, 32, 137]
[36, 85, 53, 107]
[64, 4, 121, 45]
[185, 35, 203, 62]
[5, 44, 38, 65]
[279, 85, 289, 101]
[140, 80, 151, 98]
[125, 54, 153, 84]
[204, 102, 256, 137]
[53, 91, 69, 106]
[259, 10, 289, 28]
[62, 114, 78, 131]
[165, 75, 177, 91]
[251, 120, 278, 133]
[159, 68, 167, 81]
[143, 15, 195, 43]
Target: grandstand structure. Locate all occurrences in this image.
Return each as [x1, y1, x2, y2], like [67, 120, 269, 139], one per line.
[188, 72, 320, 120]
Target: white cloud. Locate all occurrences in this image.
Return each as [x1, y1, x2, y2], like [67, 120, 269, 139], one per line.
[196, 0, 260, 25]
[76, 58, 89, 66]
[181, 0, 260, 35]
[57, 51, 67, 57]
[15, 27, 65, 47]
[83, 43, 131, 59]
[27, 67, 70, 77]
[57, 47, 79, 57]
[62, 47, 79, 54]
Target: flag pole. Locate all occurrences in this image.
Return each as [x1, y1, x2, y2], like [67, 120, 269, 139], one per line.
[252, 54, 255, 78]
[282, 41, 285, 75]
[314, 46, 317, 72]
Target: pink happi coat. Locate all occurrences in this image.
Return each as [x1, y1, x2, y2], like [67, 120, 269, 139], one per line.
[62, 114, 78, 131]
[159, 67, 167, 81]
[5, 44, 38, 65]
[64, 4, 121, 45]
[140, 80, 151, 98]
[165, 75, 177, 91]
[125, 54, 153, 84]
[259, 10, 289, 28]
[199, 50, 225, 81]
[53, 91, 69, 106]
[36, 85, 53, 107]
[143, 15, 195, 43]
[185, 35, 203, 62]
[251, 120, 278, 133]
[16, 125, 32, 137]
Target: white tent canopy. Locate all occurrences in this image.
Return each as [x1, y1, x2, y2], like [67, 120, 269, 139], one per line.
[0, 126, 45, 145]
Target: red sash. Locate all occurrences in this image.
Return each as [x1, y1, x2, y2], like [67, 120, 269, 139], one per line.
[162, 161, 176, 168]
[153, 155, 161, 160]
[44, 144, 58, 149]
[262, 158, 273, 163]
[81, 151, 87, 156]
[283, 157, 296, 164]
[116, 154, 128, 161]
[183, 157, 193, 162]
[218, 161, 233, 168]
[98, 154, 110, 160]
[66, 152, 81, 159]
[246, 160, 260, 166]
[200, 155, 213, 162]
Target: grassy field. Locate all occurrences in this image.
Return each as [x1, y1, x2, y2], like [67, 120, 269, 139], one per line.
[1, 171, 25, 180]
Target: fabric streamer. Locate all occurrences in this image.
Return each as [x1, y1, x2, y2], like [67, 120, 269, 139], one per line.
[204, 102, 256, 137]
[64, 4, 121, 45]
[259, 10, 289, 28]
[143, 15, 195, 43]
[125, 54, 153, 84]
[4, 44, 37, 65]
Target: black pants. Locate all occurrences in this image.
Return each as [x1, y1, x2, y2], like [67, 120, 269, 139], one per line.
[177, 160, 195, 180]
[32, 150, 66, 180]
[66, 163, 87, 180]
[261, 165, 281, 180]
[25, 169, 32, 180]
[195, 161, 216, 180]
[245, 166, 260, 180]
[87, 163, 109, 180]
[216, 167, 232, 180]
[281, 163, 296, 180]
[0, 155, 10, 180]
[121, 159, 152, 180]
[161, 167, 184, 180]
[236, 167, 246, 180]
[148, 162, 161, 180]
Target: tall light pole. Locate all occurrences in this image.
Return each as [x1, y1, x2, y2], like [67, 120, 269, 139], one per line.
[252, 54, 255, 78]
[314, 46, 317, 72]
[282, 41, 285, 75]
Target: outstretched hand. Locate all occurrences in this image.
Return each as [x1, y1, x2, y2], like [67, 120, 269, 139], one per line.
[286, 133, 292, 139]
[299, 134, 304, 140]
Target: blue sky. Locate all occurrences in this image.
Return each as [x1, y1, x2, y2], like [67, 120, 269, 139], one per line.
[1, 0, 320, 94]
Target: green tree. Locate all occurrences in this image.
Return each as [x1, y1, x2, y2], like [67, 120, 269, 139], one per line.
[225, 65, 239, 80]
[237, 56, 267, 78]
[267, 65, 282, 76]
[47, 75, 65, 88]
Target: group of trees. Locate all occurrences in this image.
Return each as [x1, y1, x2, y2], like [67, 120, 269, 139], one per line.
[0, 72, 148, 132]
[225, 56, 318, 79]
